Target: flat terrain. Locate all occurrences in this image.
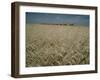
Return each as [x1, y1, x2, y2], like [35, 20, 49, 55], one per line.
[26, 24, 89, 67]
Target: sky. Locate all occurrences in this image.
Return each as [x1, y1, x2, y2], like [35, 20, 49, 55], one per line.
[26, 12, 89, 26]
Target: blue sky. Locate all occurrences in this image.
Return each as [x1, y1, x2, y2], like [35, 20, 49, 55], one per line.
[26, 12, 89, 26]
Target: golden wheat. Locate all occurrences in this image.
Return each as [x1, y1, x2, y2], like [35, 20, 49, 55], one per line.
[26, 24, 89, 67]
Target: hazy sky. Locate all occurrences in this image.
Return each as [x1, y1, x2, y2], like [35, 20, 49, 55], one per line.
[26, 12, 89, 26]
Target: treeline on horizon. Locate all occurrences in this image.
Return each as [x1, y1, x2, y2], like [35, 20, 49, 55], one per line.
[26, 23, 89, 27]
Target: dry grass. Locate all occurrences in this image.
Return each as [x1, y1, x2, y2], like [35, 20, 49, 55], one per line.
[26, 24, 89, 67]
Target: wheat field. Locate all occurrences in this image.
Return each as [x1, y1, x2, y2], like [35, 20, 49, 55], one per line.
[26, 24, 89, 67]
